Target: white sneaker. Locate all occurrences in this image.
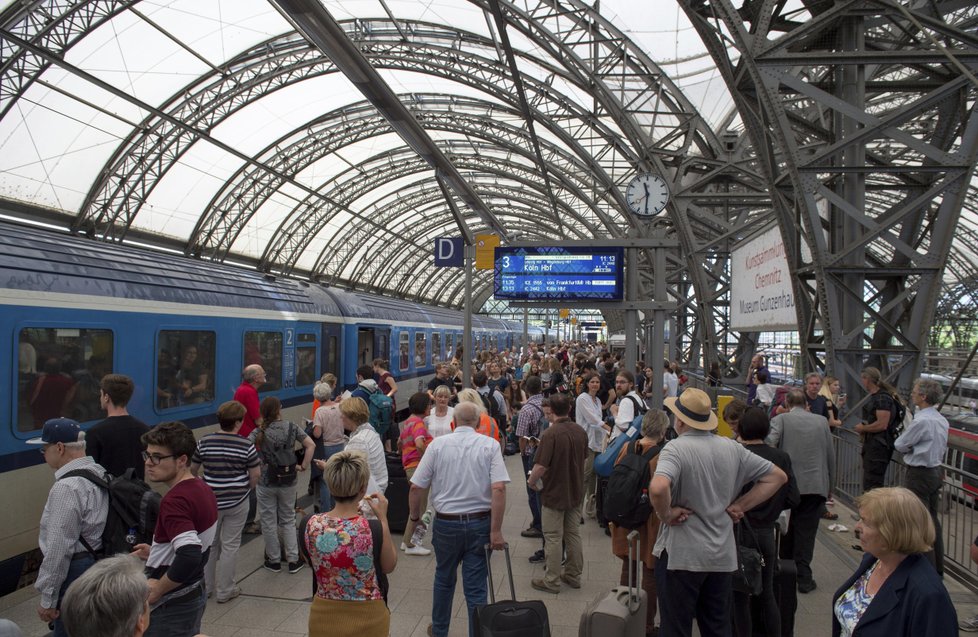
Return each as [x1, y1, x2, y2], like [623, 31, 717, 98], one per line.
[404, 544, 432, 556]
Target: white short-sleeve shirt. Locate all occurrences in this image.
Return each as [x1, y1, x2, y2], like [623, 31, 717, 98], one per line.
[411, 426, 510, 514]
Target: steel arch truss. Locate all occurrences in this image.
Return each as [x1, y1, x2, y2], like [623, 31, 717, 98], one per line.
[680, 0, 978, 392]
[3, 1, 785, 371]
[198, 94, 629, 272]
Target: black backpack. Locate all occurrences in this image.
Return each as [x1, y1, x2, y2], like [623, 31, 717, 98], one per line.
[888, 394, 908, 438]
[62, 468, 161, 558]
[603, 440, 661, 530]
[480, 389, 505, 427]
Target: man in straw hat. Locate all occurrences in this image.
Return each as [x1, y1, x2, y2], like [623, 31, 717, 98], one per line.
[650, 388, 787, 637]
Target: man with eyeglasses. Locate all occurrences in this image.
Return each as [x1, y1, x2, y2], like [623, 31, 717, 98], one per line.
[132, 422, 217, 637]
[28, 418, 108, 637]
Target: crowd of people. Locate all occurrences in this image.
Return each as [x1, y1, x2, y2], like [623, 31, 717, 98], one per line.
[15, 340, 967, 637]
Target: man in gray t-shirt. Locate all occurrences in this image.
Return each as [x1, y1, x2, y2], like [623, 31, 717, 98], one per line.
[651, 388, 786, 637]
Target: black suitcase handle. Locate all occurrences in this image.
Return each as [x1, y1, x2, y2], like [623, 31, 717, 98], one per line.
[484, 543, 516, 603]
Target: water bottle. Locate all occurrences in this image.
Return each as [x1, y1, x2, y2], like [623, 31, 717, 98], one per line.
[409, 510, 432, 546]
[639, 489, 650, 507]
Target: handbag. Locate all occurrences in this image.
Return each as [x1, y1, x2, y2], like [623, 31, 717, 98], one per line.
[733, 519, 764, 596]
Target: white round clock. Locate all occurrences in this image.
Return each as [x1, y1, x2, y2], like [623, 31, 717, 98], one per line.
[625, 172, 670, 217]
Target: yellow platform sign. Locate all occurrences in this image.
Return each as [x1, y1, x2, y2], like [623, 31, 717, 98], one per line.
[475, 234, 500, 270]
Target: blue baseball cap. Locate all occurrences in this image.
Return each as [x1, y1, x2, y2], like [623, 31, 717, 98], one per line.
[26, 418, 83, 445]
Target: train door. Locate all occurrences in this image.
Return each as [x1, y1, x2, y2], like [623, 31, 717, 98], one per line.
[357, 328, 374, 367]
[321, 323, 342, 386]
[375, 329, 390, 369]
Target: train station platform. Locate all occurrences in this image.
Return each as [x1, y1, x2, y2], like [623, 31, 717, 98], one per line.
[3, 452, 977, 636]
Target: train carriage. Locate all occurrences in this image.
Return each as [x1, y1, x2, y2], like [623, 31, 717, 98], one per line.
[0, 221, 527, 595]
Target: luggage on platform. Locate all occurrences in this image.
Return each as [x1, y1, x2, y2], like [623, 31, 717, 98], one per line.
[752, 523, 797, 637]
[384, 451, 409, 533]
[579, 530, 647, 637]
[474, 544, 551, 637]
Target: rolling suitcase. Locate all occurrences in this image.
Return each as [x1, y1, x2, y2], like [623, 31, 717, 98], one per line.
[383, 452, 409, 533]
[753, 521, 797, 637]
[474, 544, 550, 637]
[579, 530, 646, 637]
[774, 558, 797, 637]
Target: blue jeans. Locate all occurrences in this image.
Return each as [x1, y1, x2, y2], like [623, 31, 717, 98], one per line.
[520, 453, 541, 529]
[145, 584, 206, 637]
[431, 516, 490, 637]
[53, 555, 95, 637]
[318, 443, 345, 512]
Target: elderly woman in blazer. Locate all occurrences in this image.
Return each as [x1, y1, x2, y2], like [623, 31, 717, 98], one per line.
[832, 487, 956, 637]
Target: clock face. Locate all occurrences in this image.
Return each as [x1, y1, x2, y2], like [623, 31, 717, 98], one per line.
[625, 173, 670, 217]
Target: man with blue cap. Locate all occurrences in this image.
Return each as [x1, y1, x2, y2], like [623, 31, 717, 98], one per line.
[27, 418, 108, 637]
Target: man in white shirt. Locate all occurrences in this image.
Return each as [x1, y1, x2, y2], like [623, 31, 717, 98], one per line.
[409, 402, 509, 637]
[895, 378, 949, 575]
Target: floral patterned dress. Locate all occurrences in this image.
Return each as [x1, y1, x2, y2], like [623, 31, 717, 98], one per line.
[304, 514, 388, 636]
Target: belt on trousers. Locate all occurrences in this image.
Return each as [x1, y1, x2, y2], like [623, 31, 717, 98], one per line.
[435, 510, 491, 522]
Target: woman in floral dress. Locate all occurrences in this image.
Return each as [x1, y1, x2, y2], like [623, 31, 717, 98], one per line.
[304, 450, 397, 636]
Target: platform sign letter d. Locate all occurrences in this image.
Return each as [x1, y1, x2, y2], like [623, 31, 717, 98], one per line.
[434, 237, 463, 267]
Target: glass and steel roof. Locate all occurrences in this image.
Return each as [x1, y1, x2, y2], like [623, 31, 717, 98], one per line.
[1, 0, 975, 352]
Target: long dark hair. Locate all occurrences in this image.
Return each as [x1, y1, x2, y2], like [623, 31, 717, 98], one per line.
[255, 396, 282, 448]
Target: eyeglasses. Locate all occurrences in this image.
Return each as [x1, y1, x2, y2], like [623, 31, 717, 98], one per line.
[142, 451, 175, 465]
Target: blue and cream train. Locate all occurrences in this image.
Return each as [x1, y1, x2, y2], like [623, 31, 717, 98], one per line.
[0, 220, 541, 594]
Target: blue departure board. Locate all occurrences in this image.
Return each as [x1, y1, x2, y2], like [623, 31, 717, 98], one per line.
[493, 247, 625, 301]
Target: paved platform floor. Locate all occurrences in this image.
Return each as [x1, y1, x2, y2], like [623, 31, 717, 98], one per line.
[3, 452, 977, 636]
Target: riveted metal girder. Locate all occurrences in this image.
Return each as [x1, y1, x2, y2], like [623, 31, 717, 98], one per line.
[679, 0, 978, 396]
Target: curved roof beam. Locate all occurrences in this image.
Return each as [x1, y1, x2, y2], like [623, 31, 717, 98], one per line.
[182, 38, 643, 260]
[71, 18, 646, 246]
[349, 184, 597, 295]
[271, 0, 504, 241]
[319, 178, 595, 298]
[0, 0, 137, 121]
[249, 100, 627, 272]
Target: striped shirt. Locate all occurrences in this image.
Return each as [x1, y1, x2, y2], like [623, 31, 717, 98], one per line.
[191, 432, 260, 509]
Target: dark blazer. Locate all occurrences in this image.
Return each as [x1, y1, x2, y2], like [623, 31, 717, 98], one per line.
[831, 553, 957, 637]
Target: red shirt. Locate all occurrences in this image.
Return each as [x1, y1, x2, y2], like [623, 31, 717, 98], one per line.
[233, 381, 260, 439]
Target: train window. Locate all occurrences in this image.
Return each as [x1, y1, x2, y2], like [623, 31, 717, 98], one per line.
[18, 327, 114, 431]
[244, 331, 283, 391]
[398, 332, 410, 371]
[157, 331, 216, 410]
[416, 332, 427, 368]
[446, 333, 454, 360]
[378, 333, 389, 363]
[432, 333, 441, 364]
[296, 334, 317, 387]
